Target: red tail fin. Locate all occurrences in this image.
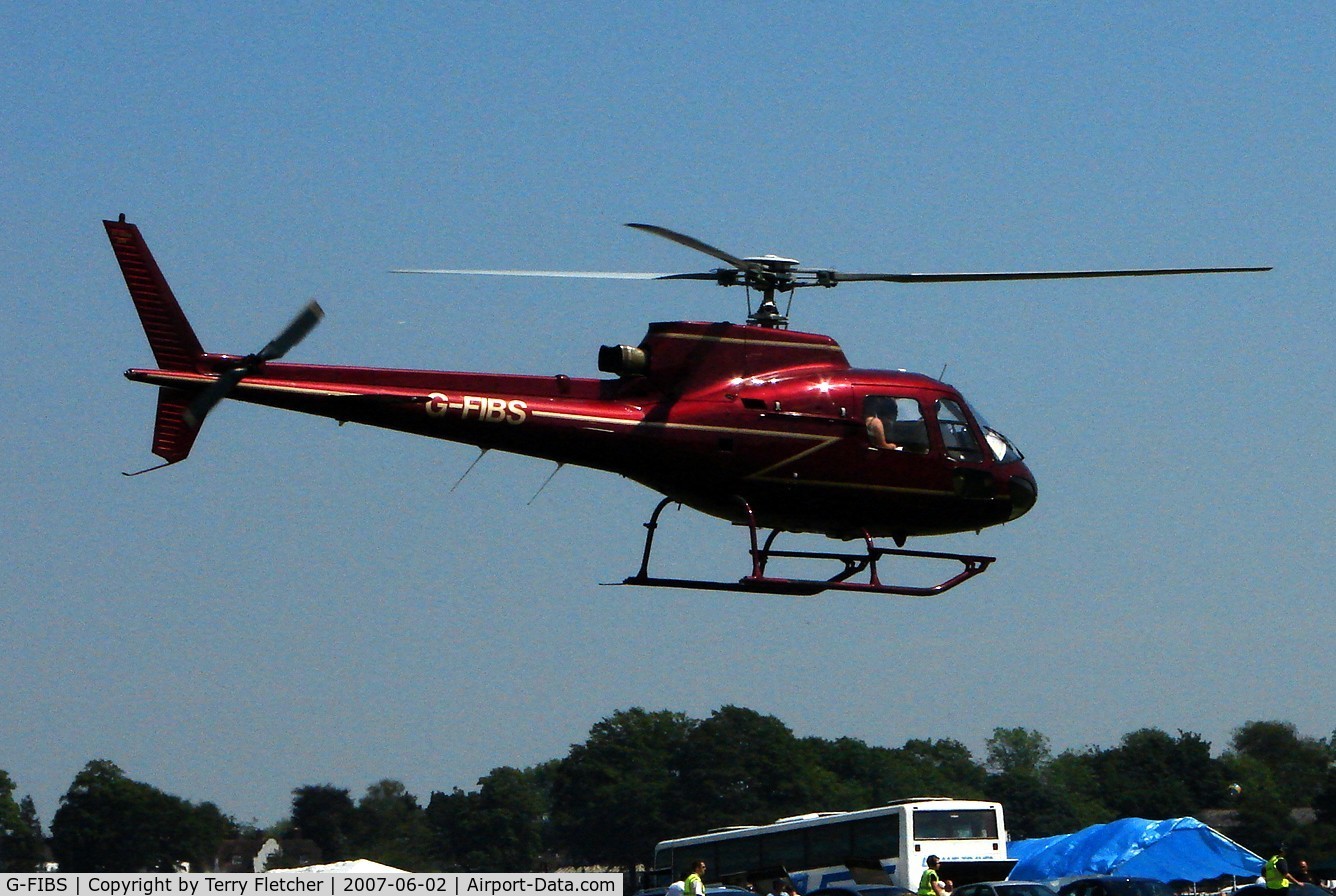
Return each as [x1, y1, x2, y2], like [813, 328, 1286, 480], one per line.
[109, 216, 207, 471]
[105, 216, 204, 371]
[148, 388, 201, 464]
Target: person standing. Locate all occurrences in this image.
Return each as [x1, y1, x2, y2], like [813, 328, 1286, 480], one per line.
[1264, 847, 1303, 891]
[685, 860, 708, 896]
[919, 856, 948, 896]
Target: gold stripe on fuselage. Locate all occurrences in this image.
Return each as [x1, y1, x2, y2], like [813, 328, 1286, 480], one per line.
[135, 371, 363, 398]
[530, 409, 952, 496]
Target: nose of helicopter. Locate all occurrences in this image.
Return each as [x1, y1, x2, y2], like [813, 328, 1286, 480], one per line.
[1008, 469, 1038, 521]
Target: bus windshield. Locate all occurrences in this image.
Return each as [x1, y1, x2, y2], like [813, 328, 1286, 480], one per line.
[913, 809, 998, 839]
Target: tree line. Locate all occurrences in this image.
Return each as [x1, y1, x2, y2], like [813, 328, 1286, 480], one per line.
[3, 709, 1333, 873]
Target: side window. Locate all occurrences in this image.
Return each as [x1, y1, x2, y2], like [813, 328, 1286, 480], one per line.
[863, 396, 929, 453]
[715, 836, 760, 878]
[806, 823, 851, 867]
[760, 829, 806, 869]
[936, 399, 983, 462]
[849, 814, 898, 859]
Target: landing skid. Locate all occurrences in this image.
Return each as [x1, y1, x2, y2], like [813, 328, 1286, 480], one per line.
[619, 497, 994, 597]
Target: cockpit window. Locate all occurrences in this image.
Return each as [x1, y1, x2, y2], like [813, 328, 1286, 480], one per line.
[936, 399, 984, 462]
[970, 407, 1025, 463]
[863, 396, 929, 453]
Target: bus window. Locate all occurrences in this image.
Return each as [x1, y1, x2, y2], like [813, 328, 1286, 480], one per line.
[849, 815, 899, 859]
[717, 836, 762, 878]
[807, 823, 852, 867]
[653, 848, 672, 878]
[761, 829, 807, 869]
[671, 846, 718, 881]
[936, 399, 983, 463]
[913, 809, 998, 839]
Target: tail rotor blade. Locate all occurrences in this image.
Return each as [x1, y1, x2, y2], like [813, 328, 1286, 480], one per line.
[258, 300, 324, 361]
[184, 300, 325, 428]
[184, 366, 246, 428]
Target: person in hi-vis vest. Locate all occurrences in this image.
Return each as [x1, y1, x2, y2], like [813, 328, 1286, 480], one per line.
[1264, 846, 1302, 890]
[918, 856, 949, 896]
[684, 861, 707, 896]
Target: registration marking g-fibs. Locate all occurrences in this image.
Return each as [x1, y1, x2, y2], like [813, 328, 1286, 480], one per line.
[426, 393, 528, 424]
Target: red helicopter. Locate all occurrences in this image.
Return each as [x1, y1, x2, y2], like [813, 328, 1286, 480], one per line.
[109, 216, 1267, 597]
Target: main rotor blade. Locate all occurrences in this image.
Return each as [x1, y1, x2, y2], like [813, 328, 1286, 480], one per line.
[828, 266, 1272, 284]
[626, 223, 751, 270]
[257, 300, 325, 361]
[392, 268, 679, 279]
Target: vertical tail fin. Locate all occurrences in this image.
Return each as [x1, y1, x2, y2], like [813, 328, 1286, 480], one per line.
[109, 216, 206, 472]
[123, 388, 203, 475]
[149, 388, 202, 464]
[105, 215, 204, 371]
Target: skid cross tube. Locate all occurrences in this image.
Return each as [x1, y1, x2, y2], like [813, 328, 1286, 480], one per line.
[619, 496, 995, 597]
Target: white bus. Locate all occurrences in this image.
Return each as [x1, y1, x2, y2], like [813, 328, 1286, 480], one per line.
[650, 798, 1014, 893]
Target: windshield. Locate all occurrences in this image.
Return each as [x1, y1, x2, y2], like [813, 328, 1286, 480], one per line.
[964, 405, 1024, 464]
[935, 400, 984, 462]
[913, 808, 998, 839]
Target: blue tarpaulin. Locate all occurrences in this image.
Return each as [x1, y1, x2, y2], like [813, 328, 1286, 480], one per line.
[1007, 817, 1263, 883]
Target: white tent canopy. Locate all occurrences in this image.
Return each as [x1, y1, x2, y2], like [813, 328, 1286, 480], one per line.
[269, 858, 410, 874]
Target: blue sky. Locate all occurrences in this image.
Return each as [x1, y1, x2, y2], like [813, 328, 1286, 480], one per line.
[2, 4, 1331, 830]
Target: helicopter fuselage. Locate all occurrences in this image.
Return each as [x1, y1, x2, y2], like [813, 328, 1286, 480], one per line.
[126, 319, 1037, 542]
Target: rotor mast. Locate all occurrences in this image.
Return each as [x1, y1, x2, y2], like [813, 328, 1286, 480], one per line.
[738, 255, 801, 327]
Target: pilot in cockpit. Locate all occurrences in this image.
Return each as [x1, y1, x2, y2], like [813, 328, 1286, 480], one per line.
[864, 396, 899, 450]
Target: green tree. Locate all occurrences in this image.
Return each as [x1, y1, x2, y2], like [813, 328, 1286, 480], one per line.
[889, 738, 987, 797]
[1090, 729, 1223, 819]
[675, 706, 836, 831]
[352, 780, 433, 870]
[49, 760, 230, 871]
[550, 707, 695, 868]
[291, 785, 358, 863]
[985, 728, 1053, 776]
[803, 736, 916, 808]
[1219, 722, 1332, 854]
[982, 728, 1085, 838]
[1313, 764, 1336, 825]
[468, 766, 550, 870]
[1229, 786, 1293, 855]
[425, 788, 470, 870]
[0, 771, 45, 872]
[1044, 748, 1113, 828]
[1224, 721, 1329, 809]
[427, 766, 551, 871]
